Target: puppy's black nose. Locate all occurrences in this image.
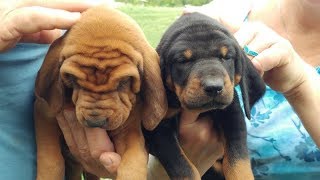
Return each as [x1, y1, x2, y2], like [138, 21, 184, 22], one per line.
[85, 119, 107, 128]
[202, 78, 224, 96]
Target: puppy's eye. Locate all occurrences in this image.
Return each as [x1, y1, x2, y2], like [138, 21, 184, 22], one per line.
[63, 73, 78, 87]
[176, 57, 191, 64]
[117, 78, 130, 90]
[221, 55, 232, 61]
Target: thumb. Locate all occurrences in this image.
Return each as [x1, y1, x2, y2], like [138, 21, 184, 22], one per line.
[20, 29, 63, 44]
[99, 152, 121, 174]
[251, 41, 291, 75]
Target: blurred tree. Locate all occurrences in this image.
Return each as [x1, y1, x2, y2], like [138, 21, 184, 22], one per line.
[116, 0, 213, 7]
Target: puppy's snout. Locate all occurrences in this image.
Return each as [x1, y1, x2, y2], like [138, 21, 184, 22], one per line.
[85, 119, 107, 128]
[202, 78, 224, 96]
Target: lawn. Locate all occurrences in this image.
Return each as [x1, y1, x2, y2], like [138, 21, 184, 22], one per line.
[119, 5, 183, 48]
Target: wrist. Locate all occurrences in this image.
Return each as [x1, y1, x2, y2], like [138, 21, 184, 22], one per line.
[283, 65, 320, 147]
[284, 64, 319, 100]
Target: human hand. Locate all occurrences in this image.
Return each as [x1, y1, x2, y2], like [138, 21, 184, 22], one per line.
[0, 0, 99, 52]
[234, 22, 310, 95]
[183, 0, 253, 33]
[178, 111, 224, 176]
[57, 109, 121, 178]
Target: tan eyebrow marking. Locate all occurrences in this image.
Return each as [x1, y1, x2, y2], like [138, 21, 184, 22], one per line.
[234, 74, 242, 85]
[183, 49, 193, 60]
[220, 46, 228, 58]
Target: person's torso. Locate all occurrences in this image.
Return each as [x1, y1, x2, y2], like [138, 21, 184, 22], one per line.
[0, 43, 49, 179]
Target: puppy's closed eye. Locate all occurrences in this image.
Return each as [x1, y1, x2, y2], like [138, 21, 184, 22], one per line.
[117, 77, 131, 90]
[220, 55, 233, 61]
[62, 73, 78, 88]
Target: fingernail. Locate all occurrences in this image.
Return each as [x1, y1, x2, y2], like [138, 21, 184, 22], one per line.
[85, 0, 108, 6]
[100, 154, 113, 166]
[66, 12, 81, 21]
[252, 59, 264, 76]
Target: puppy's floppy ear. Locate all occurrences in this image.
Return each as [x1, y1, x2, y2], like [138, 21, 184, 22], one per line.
[235, 46, 266, 119]
[34, 36, 66, 118]
[141, 49, 168, 130]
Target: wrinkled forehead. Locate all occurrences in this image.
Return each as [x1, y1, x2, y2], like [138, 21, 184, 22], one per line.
[64, 51, 134, 70]
[60, 51, 141, 92]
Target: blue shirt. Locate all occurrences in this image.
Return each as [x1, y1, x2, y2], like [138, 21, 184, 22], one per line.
[0, 43, 49, 180]
[237, 67, 320, 179]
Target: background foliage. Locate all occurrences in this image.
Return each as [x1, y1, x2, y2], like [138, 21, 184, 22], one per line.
[117, 0, 212, 7]
[119, 5, 182, 47]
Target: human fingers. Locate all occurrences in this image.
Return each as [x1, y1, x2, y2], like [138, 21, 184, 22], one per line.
[84, 127, 115, 158]
[84, 121, 121, 174]
[251, 40, 305, 93]
[99, 152, 122, 175]
[234, 22, 284, 73]
[60, 110, 117, 177]
[84, 127, 120, 177]
[234, 22, 258, 50]
[19, 29, 62, 44]
[0, 6, 82, 51]
[3, 6, 81, 39]
[179, 115, 223, 175]
[56, 110, 79, 158]
[251, 40, 291, 74]
[183, 0, 251, 33]
[233, 22, 279, 49]
[15, 0, 102, 12]
[241, 23, 282, 56]
[60, 109, 91, 162]
[57, 109, 102, 176]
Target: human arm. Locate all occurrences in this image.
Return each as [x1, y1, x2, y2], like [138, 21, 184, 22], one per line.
[235, 22, 320, 147]
[284, 65, 320, 147]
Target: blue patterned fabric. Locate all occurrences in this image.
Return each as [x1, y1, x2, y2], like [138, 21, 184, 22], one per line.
[237, 67, 320, 179]
[0, 43, 49, 180]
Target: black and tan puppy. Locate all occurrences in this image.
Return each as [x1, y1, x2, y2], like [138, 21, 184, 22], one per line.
[145, 13, 266, 180]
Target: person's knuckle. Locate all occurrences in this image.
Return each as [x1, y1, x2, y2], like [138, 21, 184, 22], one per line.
[90, 149, 104, 160]
[78, 147, 91, 160]
[68, 146, 79, 156]
[252, 21, 265, 30]
[280, 39, 291, 47]
[21, 7, 39, 23]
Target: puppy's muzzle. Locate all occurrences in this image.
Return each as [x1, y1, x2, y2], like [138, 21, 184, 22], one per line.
[202, 77, 224, 96]
[85, 118, 108, 128]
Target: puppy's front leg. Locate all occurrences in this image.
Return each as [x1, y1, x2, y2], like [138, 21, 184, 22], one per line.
[35, 102, 64, 180]
[219, 97, 253, 180]
[113, 124, 148, 180]
[145, 118, 201, 180]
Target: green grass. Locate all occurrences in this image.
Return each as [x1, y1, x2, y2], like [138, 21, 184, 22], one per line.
[119, 5, 183, 48]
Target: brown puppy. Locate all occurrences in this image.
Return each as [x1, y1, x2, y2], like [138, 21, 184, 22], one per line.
[34, 5, 167, 180]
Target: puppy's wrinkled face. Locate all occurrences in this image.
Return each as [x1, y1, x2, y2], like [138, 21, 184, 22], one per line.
[165, 30, 240, 111]
[60, 50, 141, 130]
